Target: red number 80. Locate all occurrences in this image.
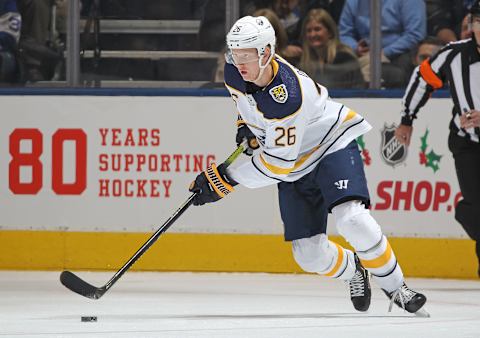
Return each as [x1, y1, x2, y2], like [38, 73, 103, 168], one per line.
[9, 128, 87, 195]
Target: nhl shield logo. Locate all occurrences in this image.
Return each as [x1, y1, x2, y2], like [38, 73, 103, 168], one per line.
[269, 84, 288, 103]
[380, 124, 407, 167]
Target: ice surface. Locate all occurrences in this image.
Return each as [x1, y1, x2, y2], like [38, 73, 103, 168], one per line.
[0, 271, 479, 338]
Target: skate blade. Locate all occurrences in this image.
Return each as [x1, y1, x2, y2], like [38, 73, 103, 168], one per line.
[414, 308, 430, 318]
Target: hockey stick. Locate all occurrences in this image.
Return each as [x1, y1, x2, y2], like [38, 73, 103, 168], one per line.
[60, 142, 247, 299]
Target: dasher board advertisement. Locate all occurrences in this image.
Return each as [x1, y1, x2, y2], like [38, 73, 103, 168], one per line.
[0, 95, 464, 238]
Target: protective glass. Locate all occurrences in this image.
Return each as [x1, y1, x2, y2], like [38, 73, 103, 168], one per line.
[225, 50, 259, 65]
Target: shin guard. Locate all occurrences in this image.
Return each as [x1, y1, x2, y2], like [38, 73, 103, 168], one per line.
[332, 201, 404, 292]
[292, 234, 356, 280]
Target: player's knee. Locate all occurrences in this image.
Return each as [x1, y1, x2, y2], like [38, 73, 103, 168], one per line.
[332, 200, 382, 251]
[292, 233, 330, 273]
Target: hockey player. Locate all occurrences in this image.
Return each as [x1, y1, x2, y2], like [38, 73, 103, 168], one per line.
[189, 15, 427, 313]
[395, 0, 480, 277]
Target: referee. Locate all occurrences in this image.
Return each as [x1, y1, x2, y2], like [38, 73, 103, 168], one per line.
[395, 0, 480, 277]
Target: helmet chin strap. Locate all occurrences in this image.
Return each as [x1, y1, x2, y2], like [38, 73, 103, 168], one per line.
[252, 48, 274, 84]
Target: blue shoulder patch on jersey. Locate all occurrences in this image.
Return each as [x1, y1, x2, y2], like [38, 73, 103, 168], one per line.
[255, 60, 302, 120]
[224, 63, 246, 93]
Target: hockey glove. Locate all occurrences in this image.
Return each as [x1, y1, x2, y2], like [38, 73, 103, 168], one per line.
[189, 163, 238, 206]
[236, 123, 259, 156]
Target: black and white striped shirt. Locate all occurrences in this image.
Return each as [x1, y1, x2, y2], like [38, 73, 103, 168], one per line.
[401, 38, 480, 142]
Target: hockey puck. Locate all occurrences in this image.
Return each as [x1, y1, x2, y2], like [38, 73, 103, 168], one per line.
[81, 316, 97, 322]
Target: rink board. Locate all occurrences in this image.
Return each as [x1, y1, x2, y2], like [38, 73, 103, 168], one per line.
[0, 94, 476, 278]
[0, 231, 476, 279]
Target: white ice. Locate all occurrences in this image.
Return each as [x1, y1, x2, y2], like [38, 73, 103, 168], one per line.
[0, 271, 479, 338]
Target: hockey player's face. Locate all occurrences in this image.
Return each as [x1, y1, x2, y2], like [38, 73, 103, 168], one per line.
[231, 48, 261, 81]
[305, 21, 332, 48]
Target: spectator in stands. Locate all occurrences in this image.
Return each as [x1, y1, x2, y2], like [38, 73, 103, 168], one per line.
[339, 0, 426, 88]
[426, 0, 476, 44]
[413, 36, 444, 67]
[198, 0, 225, 52]
[299, 8, 364, 88]
[272, 0, 302, 41]
[461, 13, 473, 39]
[303, 0, 346, 23]
[0, 0, 21, 83]
[17, 0, 61, 82]
[264, 0, 304, 60]
[254, 8, 300, 63]
[244, 1, 346, 36]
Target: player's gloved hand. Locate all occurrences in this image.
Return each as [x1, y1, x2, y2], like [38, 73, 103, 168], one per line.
[189, 163, 238, 206]
[236, 123, 259, 156]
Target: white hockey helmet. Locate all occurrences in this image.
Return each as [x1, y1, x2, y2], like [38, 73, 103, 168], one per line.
[226, 16, 276, 68]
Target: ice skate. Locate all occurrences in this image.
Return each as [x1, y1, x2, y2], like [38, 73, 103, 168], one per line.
[383, 283, 428, 316]
[348, 254, 371, 312]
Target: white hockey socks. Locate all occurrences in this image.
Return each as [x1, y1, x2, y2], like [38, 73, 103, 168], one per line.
[292, 233, 356, 280]
[356, 236, 404, 293]
[332, 200, 404, 292]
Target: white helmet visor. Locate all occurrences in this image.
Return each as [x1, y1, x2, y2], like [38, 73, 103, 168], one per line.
[225, 49, 260, 65]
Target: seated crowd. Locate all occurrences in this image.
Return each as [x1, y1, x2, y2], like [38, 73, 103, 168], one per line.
[0, 0, 477, 88]
[234, 0, 476, 89]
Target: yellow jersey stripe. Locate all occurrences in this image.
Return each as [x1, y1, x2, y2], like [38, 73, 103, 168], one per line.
[260, 154, 293, 175]
[360, 241, 393, 269]
[343, 110, 357, 123]
[260, 143, 321, 175]
[259, 58, 280, 89]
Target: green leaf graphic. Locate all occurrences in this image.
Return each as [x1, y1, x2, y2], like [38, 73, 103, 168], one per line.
[420, 129, 429, 153]
[426, 150, 442, 172]
[357, 135, 365, 150]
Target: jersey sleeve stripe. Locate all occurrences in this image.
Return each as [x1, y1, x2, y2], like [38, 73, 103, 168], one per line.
[419, 59, 443, 89]
[267, 111, 362, 176]
[259, 154, 294, 175]
[260, 144, 322, 175]
[263, 150, 297, 162]
[292, 118, 365, 173]
[342, 110, 357, 123]
[251, 157, 283, 181]
[319, 104, 343, 144]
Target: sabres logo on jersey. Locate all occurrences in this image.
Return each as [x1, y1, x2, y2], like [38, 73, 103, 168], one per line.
[269, 84, 288, 104]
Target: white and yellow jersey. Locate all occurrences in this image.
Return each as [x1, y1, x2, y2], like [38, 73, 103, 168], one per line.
[224, 55, 371, 188]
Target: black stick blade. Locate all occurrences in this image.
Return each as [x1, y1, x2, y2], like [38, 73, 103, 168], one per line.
[60, 271, 106, 300]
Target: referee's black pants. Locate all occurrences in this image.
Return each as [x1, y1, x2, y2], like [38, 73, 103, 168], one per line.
[448, 132, 480, 272]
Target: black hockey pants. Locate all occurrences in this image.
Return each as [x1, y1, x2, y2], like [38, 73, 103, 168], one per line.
[448, 132, 480, 270]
